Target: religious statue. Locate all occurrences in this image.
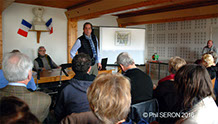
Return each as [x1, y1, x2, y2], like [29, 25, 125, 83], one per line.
[32, 7, 47, 31]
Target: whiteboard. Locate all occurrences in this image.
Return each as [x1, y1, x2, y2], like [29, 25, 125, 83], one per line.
[100, 27, 146, 64]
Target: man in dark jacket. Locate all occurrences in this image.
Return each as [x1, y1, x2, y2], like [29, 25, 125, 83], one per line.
[54, 53, 95, 122]
[33, 46, 59, 71]
[70, 22, 102, 76]
[116, 52, 153, 104]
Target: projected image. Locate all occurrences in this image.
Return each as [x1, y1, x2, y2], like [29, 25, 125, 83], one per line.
[115, 31, 131, 46]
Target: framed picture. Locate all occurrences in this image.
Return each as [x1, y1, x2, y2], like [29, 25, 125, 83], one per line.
[115, 31, 131, 46]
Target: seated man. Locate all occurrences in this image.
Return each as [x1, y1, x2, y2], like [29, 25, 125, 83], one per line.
[0, 49, 36, 91]
[55, 53, 96, 122]
[0, 52, 51, 122]
[33, 46, 58, 71]
[116, 52, 153, 104]
[202, 40, 218, 63]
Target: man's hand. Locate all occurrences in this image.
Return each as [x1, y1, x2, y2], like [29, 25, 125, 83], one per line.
[98, 63, 102, 70]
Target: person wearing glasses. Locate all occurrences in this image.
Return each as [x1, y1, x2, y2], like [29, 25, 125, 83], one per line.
[33, 46, 59, 71]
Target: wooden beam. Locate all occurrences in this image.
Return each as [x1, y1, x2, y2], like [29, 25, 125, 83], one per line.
[117, 4, 218, 27]
[67, 0, 102, 10]
[0, 0, 14, 13]
[67, 19, 78, 63]
[65, 0, 185, 20]
[0, 14, 2, 69]
[116, 0, 217, 18]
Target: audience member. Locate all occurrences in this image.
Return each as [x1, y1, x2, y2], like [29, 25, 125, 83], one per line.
[0, 96, 40, 124]
[157, 56, 186, 84]
[0, 52, 51, 122]
[202, 54, 217, 88]
[175, 64, 218, 124]
[87, 73, 131, 124]
[0, 50, 37, 91]
[54, 53, 96, 121]
[33, 46, 59, 71]
[60, 111, 100, 124]
[153, 56, 186, 124]
[117, 52, 153, 104]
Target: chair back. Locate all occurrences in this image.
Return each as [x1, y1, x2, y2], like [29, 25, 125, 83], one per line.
[129, 99, 159, 123]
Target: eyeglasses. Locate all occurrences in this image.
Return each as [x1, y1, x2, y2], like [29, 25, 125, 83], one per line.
[39, 50, 46, 52]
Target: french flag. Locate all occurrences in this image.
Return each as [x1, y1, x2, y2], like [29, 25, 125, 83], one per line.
[45, 18, 53, 34]
[17, 19, 32, 37]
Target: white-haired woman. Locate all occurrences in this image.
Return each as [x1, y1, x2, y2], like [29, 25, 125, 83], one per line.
[202, 54, 217, 88]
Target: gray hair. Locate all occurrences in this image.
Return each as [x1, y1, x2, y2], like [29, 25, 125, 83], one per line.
[116, 52, 135, 67]
[38, 46, 45, 52]
[2, 52, 33, 82]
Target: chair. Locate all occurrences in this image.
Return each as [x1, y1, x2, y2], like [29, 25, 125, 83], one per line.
[101, 58, 108, 70]
[59, 63, 72, 84]
[129, 99, 159, 123]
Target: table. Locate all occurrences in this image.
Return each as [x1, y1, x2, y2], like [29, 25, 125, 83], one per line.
[148, 61, 169, 80]
[33, 69, 113, 84]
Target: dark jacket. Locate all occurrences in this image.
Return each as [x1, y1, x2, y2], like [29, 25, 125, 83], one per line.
[124, 68, 153, 104]
[207, 66, 217, 79]
[54, 73, 95, 121]
[78, 34, 98, 65]
[153, 80, 181, 124]
[34, 54, 56, 70]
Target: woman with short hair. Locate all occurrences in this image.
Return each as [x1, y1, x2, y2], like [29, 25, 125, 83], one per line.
[87, 73, 131, 124]
[202, 54, 217, 88]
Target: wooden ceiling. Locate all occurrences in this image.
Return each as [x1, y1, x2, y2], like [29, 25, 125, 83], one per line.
[1, 0, 218, 26]
[15, 0, 101, 9]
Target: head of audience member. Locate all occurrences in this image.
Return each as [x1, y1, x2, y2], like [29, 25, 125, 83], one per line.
[38, 46, 46, 57]
[87, 73, 131, 124]
[72, 53, 92, 74]
[83, 22, 93, 37]
[175, 64, 214, 110]
[116, 52, 136, 72]
[2, 52, 33, 85]
[168, 56, 186, 74]
[202, 54, 215, 68]
[0, 96, 40, 124]
[207, 40, 213, 48]
[11, 49, 20, 53]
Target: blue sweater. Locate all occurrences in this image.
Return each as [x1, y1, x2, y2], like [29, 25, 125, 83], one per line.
[0, 70, 36, 91]
[54, 73, 95, 121]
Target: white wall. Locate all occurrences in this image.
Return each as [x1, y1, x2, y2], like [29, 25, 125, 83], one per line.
[146, 18, 218, 62]
[100, 27, 145, 64]
[77, 15, 118, 36]
[2, 3, 67, 65]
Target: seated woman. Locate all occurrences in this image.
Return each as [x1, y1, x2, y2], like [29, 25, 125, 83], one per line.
[157, 56, 186, 84]
[175, 64, 218, 124]
[87, 73, 132, 124]
[0, 96, 40, 124]
[202, 54, 217, 88]
[153, 56, 186, 124]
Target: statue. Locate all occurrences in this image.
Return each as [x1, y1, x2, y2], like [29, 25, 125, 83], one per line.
[32, 7, 47, 31]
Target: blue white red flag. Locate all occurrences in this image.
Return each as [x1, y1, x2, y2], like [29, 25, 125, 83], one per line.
[45, 18, 53, 34]
[17, 19, 32, 37]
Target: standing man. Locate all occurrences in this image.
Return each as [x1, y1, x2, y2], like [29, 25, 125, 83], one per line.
[70, 22, 101, 76]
